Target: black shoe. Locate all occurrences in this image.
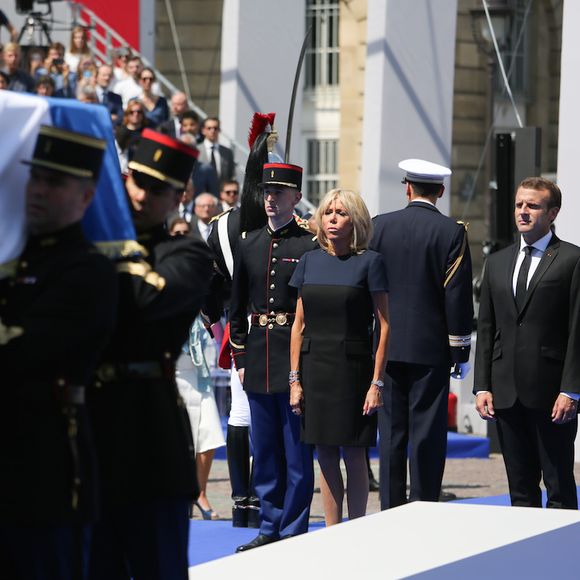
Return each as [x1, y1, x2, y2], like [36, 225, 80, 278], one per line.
[369, 476, 380, 492]
[439, 490, 457, 502]
[236, 534, 278, 553]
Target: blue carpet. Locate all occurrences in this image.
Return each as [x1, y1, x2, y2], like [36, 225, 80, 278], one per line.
[188, 520, 325, 566]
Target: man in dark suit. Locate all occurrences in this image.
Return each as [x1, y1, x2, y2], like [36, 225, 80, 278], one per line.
[198, 116, 235, 183]
[474, 176, 580, 509]
[158, 95, 197, 139]
[95, 65, 123, 126]
[370, 159, 473, 510]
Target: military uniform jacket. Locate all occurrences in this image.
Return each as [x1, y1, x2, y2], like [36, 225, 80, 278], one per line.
[370, 201, 473, 366]
[229, 219, 317, 394]
[474, 235, 580, 410]
[90, 225, 213, 505]
[0, 223, 118, 524]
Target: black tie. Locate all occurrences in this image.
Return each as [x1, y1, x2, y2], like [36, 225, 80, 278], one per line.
[515, 246, 532, 311]
[210, 145, 217, 173]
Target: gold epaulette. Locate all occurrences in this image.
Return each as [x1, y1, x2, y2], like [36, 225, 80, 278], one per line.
[0, 317, 24, 345]
[116, 260, 166, 291]
[0, 259, 18, 279]
[444, 223, 469, 288]
[95, 240, 149, 260]
[210, 207, 234, 225]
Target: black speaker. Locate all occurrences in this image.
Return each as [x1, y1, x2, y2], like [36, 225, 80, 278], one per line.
[16, 0, 35, 13]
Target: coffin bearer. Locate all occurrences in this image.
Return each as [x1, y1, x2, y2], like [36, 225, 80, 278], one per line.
[89, 130, 213, 580]
[370, 159, 473, 509]
[229, 162, 317, 551]
[0, 125, 117, 579]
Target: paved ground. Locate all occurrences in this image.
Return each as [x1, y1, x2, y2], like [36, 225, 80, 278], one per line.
[194, 455, 580, 522]
[193, 454, 503, 522]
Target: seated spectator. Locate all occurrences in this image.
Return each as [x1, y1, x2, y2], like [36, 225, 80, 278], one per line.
[115, 100, 148, 163]
[192, 193, 219, 242]
[136, 67, 168, 128]
[0, 70, 9, 90]
[35, 75, 55, 96]
[113, 55, 142, 107]
[95, 64, 123, 125]
[27, 48, 46, 78]
[76, 56, 98, 87]
[65, 25, 91, 72]
[158, 91, 191, 137]
[77, 83, 99, 104]
[180, 110, 202, 142]
[37, 43, 74, 98]
[218, 179, 240, 212]
[111, 46, 131, 84]
[169, 217, 190, 237]
[179, 133, 219, 197]
[2, 43, 35, 93]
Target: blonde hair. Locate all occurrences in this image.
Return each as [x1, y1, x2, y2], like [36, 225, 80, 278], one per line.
[69, 26, 89, 55]
[315, 188, 373, 254]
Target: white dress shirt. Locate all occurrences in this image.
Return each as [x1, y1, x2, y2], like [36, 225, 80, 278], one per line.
[204, 139, 221, 176]
[179, 202, 194, 223]
[511, 230, 553, 295]
[196, 219, 212, 242]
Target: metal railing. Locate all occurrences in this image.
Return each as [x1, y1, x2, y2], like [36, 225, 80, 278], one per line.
[68, 1, 249, 172]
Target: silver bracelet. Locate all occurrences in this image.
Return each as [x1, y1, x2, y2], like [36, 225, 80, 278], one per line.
[289, 370, 301, 384]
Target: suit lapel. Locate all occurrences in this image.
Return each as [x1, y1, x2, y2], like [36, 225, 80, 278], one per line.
[520, 235, 560, 314]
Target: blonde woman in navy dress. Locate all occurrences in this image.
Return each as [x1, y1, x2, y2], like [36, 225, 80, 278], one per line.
[289, 189, 389, 526]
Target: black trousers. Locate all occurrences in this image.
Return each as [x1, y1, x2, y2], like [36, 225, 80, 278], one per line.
[496, 399, 578, 509]
[378, 361, 449, 509]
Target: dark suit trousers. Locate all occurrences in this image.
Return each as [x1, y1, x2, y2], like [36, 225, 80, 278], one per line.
[496, 400, 578, 509]
[378, 361, 449, 509]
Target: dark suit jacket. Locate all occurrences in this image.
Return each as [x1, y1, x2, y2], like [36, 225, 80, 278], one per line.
[101, 90, 123, 126]
[159, 118, 179, 138]
[474, 234, 580, 410]
[370, 201, 473, 366]
[198, 141, 236, 183]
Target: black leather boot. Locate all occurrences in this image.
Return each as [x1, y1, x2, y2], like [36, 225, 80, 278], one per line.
[227, 425, 251, 527]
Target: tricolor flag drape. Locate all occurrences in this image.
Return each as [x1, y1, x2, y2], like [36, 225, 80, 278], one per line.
[0, 91, 136, 278]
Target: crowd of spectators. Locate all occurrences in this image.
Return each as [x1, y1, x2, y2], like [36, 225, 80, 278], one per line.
[0, 26, 237, 212]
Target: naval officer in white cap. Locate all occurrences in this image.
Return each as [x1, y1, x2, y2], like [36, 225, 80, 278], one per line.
[370, 158, 473, 509]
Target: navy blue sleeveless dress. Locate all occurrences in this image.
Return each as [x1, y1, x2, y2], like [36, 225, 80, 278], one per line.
[289, 248, 388, 446]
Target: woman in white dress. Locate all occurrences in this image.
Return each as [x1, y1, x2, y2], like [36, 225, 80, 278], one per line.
[176, 316, 226, 520]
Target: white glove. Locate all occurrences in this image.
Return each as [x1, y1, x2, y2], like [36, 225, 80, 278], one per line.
[450, 362, 471, 380]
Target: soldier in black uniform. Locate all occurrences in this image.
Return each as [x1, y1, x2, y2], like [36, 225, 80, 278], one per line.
[370, 159, 473, 510]
[206, 124, 271, 528]
[0, 125, 117, 579]
[88, 129, 213, 580]
[230, 162, 317, 552]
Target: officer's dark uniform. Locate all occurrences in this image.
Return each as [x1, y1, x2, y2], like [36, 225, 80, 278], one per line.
[0, 126, 117, 579]
[229, 163, 316, 548]
[370, 159, 473, 510]
[88, 130, 213, 580]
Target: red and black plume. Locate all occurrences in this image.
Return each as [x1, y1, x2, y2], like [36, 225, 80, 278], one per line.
[247, 112, 276, 148]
